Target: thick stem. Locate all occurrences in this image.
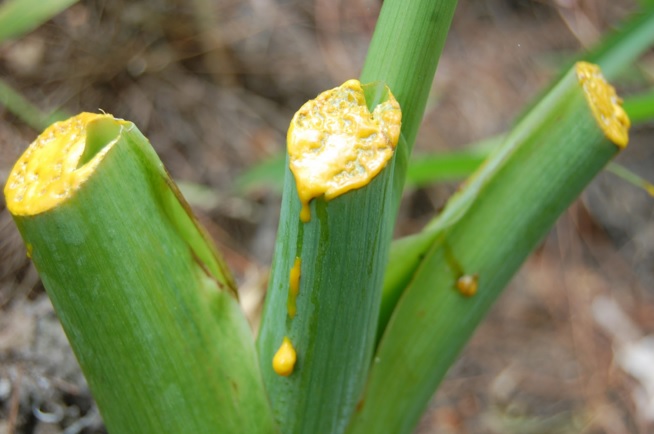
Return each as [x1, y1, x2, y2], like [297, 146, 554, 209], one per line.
[7, 114, 276, 434]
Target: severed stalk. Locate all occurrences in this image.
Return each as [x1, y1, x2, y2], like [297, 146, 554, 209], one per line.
[4, 113, 277, 434]
[256, 80, 401, 434]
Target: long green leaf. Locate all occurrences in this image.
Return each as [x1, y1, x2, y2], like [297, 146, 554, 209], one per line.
[606, 162, 654, 195]
[0, 77, 68, 130]
[585, 5, 654, 79]
[0, 0, 79, 42]
[623, 87, 654, 124]
[233, 154, 285, 194]
[393, 85, 654, 200]
[406, 146, 491, 187]
[0, 0, 76, 129]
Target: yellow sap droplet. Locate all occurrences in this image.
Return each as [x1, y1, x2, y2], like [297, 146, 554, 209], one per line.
[287, 79, 402, 222]
[456, 274, 478, 297]
[4, 112, 128, 216]
[26, 243, 33, 259]
[287, 257, 302, 318]
[575, 61, 630, 148]
[273, 337, 297, 377]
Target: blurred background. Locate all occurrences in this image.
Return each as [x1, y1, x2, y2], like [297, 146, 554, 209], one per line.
[1, 0, 654, 432]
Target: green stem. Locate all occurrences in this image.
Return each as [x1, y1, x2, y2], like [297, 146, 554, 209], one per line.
[360, 0, 458, 211]
[377, 5, 654, 343]
[256, 2, 458, 433]
[256, 92, 396, 434]
[347, 63, 625, 434]
[360, 1, 457, 152]
[8, 114, 276, 434]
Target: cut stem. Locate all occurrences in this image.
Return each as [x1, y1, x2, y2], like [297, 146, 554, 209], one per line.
[5, 113, 277, 434]
[347, 62, 629, 434]
[256, 81, 399, 434]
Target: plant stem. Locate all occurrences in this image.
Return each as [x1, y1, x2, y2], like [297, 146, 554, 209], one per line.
[360, 0, 458, 212]
[347, 62, 628, 434]
[256, 2, 458, 433]
[6, 114, 277, 434]
[256, 83, 397, 434]
[360, 1, 457, 153]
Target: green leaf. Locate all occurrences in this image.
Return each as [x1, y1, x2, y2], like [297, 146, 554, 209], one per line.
[0, 0, 79, 43]
[623, 87, 654, 124]
[233, 154, 285, 195]
[0, 78, 68, 130]
[606, 161, 654, 195]
[406, 138, 498, 187]
[584, 6, 654, 79]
